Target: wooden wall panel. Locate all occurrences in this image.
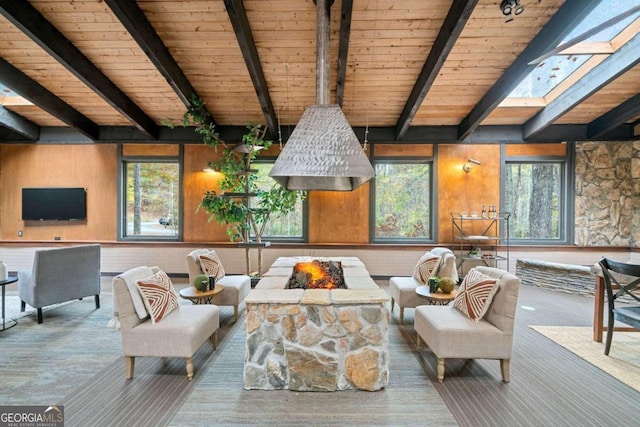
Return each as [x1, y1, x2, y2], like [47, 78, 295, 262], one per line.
[0, 144, 118, 241]
[505, 143, 566, 157]
[437, 144, 501, 243]
[374, 144, 433, 157]
[308, 184, 370, 243]
[182, 144, 230, 242]
[122, 144, 180, 157]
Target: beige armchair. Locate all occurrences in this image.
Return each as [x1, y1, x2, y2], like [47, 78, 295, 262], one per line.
[389, 247, 458, 323]
[185, 249, 251, 322]
[112, 266, 219, 380]
[414, 266, 520, 383]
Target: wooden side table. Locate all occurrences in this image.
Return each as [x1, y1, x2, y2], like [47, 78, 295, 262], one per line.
[179, 285, 224, 305]
[415, 285, 457, 305]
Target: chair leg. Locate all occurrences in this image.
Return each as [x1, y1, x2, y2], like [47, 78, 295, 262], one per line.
[399, 307, 404, 324]
[437, 358, 445, 383]
[500, 359, 510, 382]
[391, 298, 395, 312]
[95, 294, 100, 309]
[416, 334, 422, 349]
[186, 357, 194, 380]
[604, 312, 614, 355]
[233, 305, 239, 322]
[20, 301, 25, 312]
[37, 308, 43, 324]
[211, 330, 218, 350]
[125, 356, 135, 379]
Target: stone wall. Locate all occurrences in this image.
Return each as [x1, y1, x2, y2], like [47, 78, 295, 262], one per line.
[516, 259, 595, 296]
[244, 290, 389, 391]
[575, 141, 640, 247]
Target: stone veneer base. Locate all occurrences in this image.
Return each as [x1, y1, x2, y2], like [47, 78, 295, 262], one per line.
[243, 258, 390, 392]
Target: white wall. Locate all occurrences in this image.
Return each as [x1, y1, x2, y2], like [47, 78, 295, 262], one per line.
[0, 245, 634, 278]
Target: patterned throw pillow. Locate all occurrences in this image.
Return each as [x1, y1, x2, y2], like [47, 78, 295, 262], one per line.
[135, 270, 180, 323]
[198, 251, 226, 281]
[453, 269, 499, 322]
[412, 252, 441, 284]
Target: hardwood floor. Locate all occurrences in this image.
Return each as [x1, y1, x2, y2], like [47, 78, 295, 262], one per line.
[399, 283, 640, 427]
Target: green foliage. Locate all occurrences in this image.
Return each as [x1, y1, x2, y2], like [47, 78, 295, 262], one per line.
[179, 96, 305, 242]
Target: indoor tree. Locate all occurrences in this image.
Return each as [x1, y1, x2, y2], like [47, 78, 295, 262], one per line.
[174, 95, 306, 275]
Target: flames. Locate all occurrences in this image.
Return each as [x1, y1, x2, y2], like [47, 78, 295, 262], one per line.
[293, 260, 339, 289]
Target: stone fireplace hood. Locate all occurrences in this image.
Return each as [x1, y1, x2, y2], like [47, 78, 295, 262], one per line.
[269, 0, 375, 192]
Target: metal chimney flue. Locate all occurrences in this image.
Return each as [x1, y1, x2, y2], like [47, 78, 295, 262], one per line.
[269, 0, 375, 191]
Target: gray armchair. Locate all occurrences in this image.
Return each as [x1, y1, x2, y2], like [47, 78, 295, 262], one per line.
[415, 266, 520, 382]
[18, 244, 101, 323]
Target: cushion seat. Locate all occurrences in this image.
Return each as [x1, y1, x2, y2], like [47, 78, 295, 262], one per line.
[123, 305, 219, 358]
[415, 306, 511, 359]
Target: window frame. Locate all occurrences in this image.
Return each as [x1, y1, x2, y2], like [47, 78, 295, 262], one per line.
[117, 147, 183, 242]
[250, 158, 308, 243]
[501, 144, 574, 245]
[370, 156, 436, 244]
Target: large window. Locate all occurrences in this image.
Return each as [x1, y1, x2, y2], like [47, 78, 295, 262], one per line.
[505, 161, 564, 241]
[251, 162, 305, 241]
[372, 161, 433, 241]
[121, 160, 180, 240]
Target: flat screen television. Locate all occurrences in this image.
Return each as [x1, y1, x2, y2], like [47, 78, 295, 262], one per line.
[22, 188, 87, 221]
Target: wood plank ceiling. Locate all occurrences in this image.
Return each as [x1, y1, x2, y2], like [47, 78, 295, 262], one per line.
[0, 0, 637, 144]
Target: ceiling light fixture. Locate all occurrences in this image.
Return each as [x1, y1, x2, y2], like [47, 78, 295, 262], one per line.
[500, 0, 524, 22]
[463, 158, 481, 173]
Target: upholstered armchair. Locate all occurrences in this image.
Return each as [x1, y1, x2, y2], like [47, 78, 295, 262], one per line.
[388, 247, 458, 323]
[112, 266, 219, 380]
[185, 249, 251, 322]
[414, 266, 520, 383]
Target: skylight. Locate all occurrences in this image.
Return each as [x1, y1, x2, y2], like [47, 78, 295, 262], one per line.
[506, 0, 640, 100]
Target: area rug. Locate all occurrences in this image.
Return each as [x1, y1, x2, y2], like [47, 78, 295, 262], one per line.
[169, 313, 457, 426]
[530, 326, 640, 392]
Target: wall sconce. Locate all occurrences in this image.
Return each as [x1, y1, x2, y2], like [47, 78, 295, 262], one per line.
[500, 0, 524, 22]
[203, 162, 219, 173]
[463, 158, 481, 173]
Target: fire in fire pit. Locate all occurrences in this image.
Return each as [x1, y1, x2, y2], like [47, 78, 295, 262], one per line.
[288, 260, 346, 289]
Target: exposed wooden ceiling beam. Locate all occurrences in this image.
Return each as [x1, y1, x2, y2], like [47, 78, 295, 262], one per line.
[335, 0, 353, 107]
[588, 92, 640, 139]
[395, 0, 479, 141]
[224, 0, 277, 135]
[457, 0, 602, 141]
[104, 0, 213, 122]
[0, 58, 99, 140]
[0, 0, 158, 138]
[524, 34, 640, 140]
[24, 123, 634, 145]
[0, 105, 39, 140]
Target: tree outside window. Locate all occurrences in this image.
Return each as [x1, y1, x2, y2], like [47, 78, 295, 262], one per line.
[251, 162, 305, 240]
[373, 162, 432, 241]
[123, 161, 180, 239]
[505, 162, 562, 240]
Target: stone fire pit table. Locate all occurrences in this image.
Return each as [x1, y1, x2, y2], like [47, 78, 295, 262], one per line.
[244, 257, 390, 391]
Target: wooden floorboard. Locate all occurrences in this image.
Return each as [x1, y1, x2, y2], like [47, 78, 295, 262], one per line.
[400, 283, 640, 427]
[2, 280, 640, 426]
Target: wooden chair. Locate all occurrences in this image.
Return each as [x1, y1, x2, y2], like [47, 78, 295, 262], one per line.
[598, 258, 640, 356]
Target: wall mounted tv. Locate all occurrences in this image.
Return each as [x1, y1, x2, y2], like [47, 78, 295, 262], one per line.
[22, 188, 87, 221]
